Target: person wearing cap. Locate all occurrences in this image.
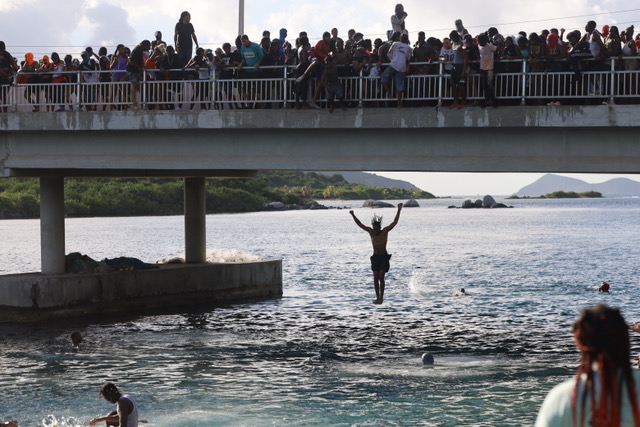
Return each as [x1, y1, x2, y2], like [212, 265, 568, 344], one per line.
[349, 203, 403, 304]
[89, 382, 139, 427]
[204, 48, 216, 76]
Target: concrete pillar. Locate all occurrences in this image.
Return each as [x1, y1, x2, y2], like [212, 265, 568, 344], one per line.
[184, 177, 206, 263]
[40, 176, 66, 274]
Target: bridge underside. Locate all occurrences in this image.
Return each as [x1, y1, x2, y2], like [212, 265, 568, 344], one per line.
[2, 105, 640, 178]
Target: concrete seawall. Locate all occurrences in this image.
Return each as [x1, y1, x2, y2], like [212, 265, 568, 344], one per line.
[0, 260, 282, 322]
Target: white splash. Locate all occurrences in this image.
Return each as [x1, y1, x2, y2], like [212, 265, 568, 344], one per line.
[41, 415, 82, 427]
[156, 248, 262, 264]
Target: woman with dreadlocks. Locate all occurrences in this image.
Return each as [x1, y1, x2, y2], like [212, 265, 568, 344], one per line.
[535, 304, 640, 426]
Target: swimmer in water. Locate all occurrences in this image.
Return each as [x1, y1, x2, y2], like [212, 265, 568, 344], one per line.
[71, 331, 83, 347]
[598, 282, 610, 292]
[422, 352, 434, 365]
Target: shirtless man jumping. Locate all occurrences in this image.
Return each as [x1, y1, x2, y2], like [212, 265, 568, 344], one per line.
[350, 203, 403, 304]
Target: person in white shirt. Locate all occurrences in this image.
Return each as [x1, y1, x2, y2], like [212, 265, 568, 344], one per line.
[89, 382, 140, 427]
[390, 4, 408, 35]
[536, 304, 640, 427]
[381, 32, 412, 108]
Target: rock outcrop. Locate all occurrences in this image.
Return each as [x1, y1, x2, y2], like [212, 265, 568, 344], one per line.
[449, 195, 513, 209]
[362, 199, 395, 208]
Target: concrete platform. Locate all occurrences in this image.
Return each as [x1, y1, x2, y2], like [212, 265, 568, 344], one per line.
[0, 260, 282, 322]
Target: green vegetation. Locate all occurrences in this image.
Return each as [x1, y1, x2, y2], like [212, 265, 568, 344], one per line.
[0, 172, 434, 218]
[506, 190, 602, 199]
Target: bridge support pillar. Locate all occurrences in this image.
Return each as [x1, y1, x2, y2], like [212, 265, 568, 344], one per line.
[40, 176, 66, 274]
[184, 177, 206, 263]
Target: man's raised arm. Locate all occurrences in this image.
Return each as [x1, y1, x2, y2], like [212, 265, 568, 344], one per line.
[384, 203, 403, 231]
[349, 210, 370, 231]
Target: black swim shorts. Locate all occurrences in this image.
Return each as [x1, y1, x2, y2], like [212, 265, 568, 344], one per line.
[370, 253, 392, 272]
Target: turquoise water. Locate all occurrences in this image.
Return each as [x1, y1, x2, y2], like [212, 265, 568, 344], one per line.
[1, 198, 640, 426]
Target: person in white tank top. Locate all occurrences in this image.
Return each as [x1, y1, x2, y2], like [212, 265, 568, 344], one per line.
[89, 382, 140, 427]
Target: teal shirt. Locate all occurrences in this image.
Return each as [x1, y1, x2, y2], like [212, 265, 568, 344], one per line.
[241, 42, 264, 71]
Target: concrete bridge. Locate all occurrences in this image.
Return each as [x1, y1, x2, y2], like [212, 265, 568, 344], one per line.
[3, 105, 640, 176]
[1, 105, 639, 320]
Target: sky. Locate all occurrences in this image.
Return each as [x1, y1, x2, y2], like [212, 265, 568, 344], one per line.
[2, 0, 640, 196]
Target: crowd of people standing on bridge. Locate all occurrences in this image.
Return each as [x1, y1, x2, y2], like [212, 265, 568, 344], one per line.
[2, 4, 640, 112]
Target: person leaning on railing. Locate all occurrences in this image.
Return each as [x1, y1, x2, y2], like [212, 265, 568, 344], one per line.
[143, 44, 166, 110]
[78, 50, 100, 111]
[0, 41, 18, 113]
[19, 52, 41, 111]
[622, 26, 638, 71]
[50, 52, 66, 111]
[63, 54, 79, 110]
[127, 40, 151, 111]
[159, 45, 183, 110]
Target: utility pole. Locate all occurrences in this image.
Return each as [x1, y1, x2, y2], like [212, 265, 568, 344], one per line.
[239, 0, 245, 36]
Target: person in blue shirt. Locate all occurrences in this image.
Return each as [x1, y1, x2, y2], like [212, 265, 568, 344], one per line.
[237, 34, 264, 78]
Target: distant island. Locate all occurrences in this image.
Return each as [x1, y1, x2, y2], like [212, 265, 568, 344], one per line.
[0, 172, 435, 219]
[515, 173, 640, 197]
[507, 190, 602, 199]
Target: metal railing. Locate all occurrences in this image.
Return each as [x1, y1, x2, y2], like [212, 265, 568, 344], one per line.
[1, 57, 639, 112]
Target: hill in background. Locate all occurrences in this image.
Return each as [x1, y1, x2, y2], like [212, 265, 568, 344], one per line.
[516, 174, 640, 197]
[317, 172, 418, 190]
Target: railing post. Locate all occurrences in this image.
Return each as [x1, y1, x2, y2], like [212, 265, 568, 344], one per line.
[520, 59, 527, 106]
[437, 61, 443, 108]
[283, 65, 288, 108]
[141, 71, 147, 110]
[76, 72, 81, 111]
[609, 57, 616, 105]
[358, 68, 364, 108]
[11, 73, 17, 112]
[211, 70, 218, 110]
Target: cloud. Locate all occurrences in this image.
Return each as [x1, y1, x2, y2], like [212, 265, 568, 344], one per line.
[3, 0, 640, 60]
[83, 2, 137, 49]
[2, 0, 85, 58]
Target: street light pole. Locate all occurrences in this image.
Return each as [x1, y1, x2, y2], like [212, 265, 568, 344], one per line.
[239, 0, 244, 36]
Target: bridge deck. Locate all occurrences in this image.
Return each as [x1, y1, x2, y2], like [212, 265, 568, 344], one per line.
[2, 105, 640, 177]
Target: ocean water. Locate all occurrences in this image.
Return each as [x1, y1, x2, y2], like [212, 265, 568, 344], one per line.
[1, 197, 640, 426]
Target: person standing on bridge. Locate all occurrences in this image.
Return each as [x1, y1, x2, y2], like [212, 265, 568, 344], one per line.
[174, 11, 199, 68]
[350, 203, 403, 304]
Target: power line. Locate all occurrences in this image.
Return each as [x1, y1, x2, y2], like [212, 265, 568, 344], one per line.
[416, 8, 640, 33]
[6, 7, 640, 55]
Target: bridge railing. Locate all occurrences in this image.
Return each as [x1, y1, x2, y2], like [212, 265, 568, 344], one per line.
[1, 57, 638, 111]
